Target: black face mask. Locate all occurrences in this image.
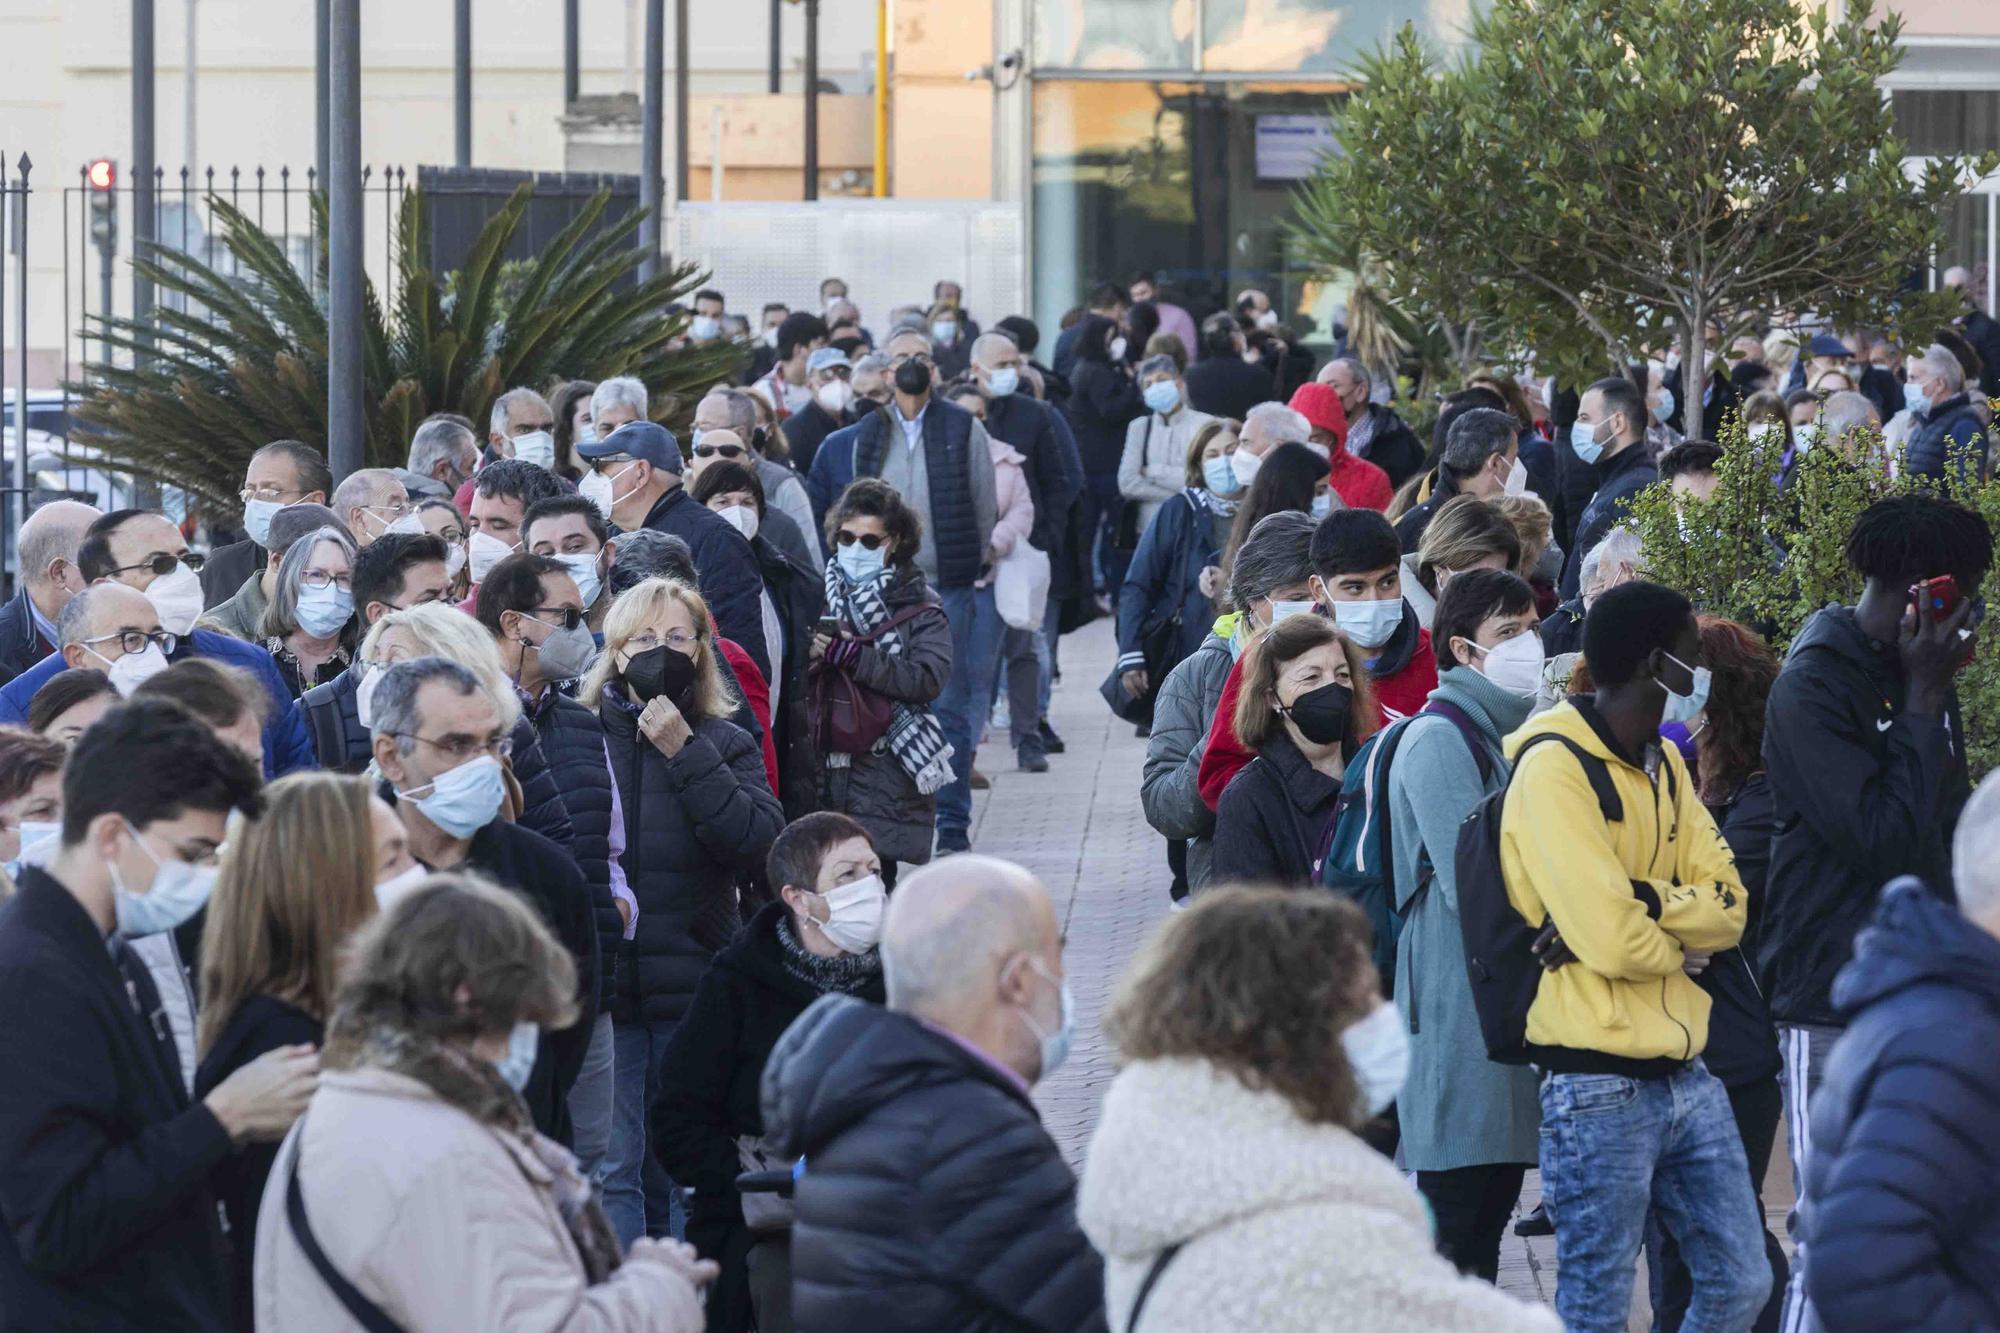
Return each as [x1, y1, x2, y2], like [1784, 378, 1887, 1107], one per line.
[1281, 680, 1352, 747]
[893, 360, 932, 397]
[623, 644, 698, 708]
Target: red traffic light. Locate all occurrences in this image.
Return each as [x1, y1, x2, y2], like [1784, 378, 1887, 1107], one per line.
[87, 159, 117, 191]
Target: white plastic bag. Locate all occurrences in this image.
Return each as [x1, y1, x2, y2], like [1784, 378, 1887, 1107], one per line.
[993, 541, 1051, 630]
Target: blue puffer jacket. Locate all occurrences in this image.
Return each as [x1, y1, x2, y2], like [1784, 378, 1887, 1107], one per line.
[1905, 392, 1988, 486]
[1115, 489, 1226, 679]
[1802, 878, 2000, 1331]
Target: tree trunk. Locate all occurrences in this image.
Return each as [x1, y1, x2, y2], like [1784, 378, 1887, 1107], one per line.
[1680, 300, 1706, 439]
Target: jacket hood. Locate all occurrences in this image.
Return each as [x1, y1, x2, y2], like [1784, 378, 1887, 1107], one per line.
[1785, 603, 1884, 676]
[1832, 878, 2000, 1017]
[760, 993, 1017, 1160]
[1077, 1057, 1424, 1259]
[987, 438, 1026, 469]
[1503, 696, 1628, 769]
[1433, 663, 1536, 741]
[1212, 610, 1241, 642]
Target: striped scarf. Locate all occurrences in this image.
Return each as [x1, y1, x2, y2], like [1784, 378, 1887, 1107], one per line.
[822, 563, 956, 795]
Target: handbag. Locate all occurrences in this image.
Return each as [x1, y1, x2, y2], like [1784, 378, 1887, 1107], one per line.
[736, 1136, 796, 1233]
[807, 603, 930, 755]
[993, 541, 1052, 630]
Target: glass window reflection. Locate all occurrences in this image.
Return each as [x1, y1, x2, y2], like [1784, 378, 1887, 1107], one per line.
[1034, 0, 1193, 70]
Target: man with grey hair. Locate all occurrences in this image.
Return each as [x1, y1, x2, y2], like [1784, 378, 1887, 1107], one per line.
[1394, 406, 1524, 552]
[1541, 525, 1644, 659]
[330, 467, 416, 548]
[405, 414, 480, 501]
[55, 582, 171, 691]
[1319, 354, 1425, 486]
[590, 376, 650, 437]
[850, 352, 891, 413]
[760, 855, 1104, 1332]
[1793, 767, 2000, 1328]
[0, 499, 101, 684]
[1229, 400, 1311, 492]
[1905, 342, 1986, 484]
[370, 655, 597, 1143]
[200, 438, 335, 608]
[1818, 389, 1882, 463]
[488, 387, 557, 472]
[692, 387, 821, 561]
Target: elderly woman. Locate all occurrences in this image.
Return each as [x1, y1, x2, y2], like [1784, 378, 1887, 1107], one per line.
[1401, 496, 1522, 629]
[1118, 353, 1217, 538]
[582, 576, 784, 1248]
[259, 524, 359, 699]
[255, 874, 715, 1331]
[1079, 887, 1560, 1332]
[1143, 510, 1316, 899]
[653, 812, 888, 1333]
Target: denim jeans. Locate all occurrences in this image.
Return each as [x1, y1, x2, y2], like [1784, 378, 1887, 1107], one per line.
[604, 1018, 685, 1249]
[566, 1013, 616, 1188]
[1777, 1023, 1839, 1333]
[1539, 1060, 1771, 1333]
[935, 584, 1005, 841]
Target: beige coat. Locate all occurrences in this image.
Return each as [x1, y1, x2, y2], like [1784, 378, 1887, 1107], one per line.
[255, 1067, 704, 1332]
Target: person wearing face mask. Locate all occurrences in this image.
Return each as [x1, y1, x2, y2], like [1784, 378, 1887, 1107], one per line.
[191, 771, 402, 1327]
[476, 387, 562, 489]
[1057, 313, 1146, 597]
[258, 873, 716, 1332]
[687, 286, 728, 346]
[549, 378, 599, 481]
[809, 481, 955, 882]
[752, 311, 828, 421]
[581, 578, 783, 1248]
[0, 500, 100, 687]
[1078, 886, 1561, 1333]
[761, 854, 1107, 1333]
[1401, 496, 1522, 631]
[1379, 571, 1547, 1285]
[201, 439, 333, 610]
[693, 387, 824, 565]
[522, 494, 619, 634]
[415, 495, 473, 597]
[200, 501, 348, 643]
[1291, 382, 1393, 513]
[1394, 408, 1528, 554]
[1903, 340, 1989, 485]
[653, 813, 890, 1333]
[0, 727, 66, 881]
[465, 458, 570, 604]
[1144, 511, 1315, 898]
[329, 468, 421, 550]
[1501, 582, 1765, 1332]
[927, 300, 973, 383]
[1559, 375, 1658, 601]
[1319, 355, 1426, 488]
[1209, 613, 1376, 885]
[257, 525, 360, 700]
[370, 657, 598, 1149]
[1118, 354, 1217, 539]
[783, 347, 859, 475]
[970, 330, 1086, 571]
[0, 698, 308, 1331]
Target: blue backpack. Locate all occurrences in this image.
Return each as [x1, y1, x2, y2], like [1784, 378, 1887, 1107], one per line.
[1319, 701, 1490, 991]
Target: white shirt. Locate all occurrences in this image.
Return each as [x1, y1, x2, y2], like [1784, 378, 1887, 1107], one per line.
[897, 401, 928, 453]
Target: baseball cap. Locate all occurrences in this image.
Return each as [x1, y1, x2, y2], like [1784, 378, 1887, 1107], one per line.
[807, 347, 852, 375]
[1808, 333, 1852, 359]
[576, 419, 684, 475]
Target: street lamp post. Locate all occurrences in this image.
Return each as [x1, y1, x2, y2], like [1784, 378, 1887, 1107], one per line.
[803, 0, 818, 201]
[132, 0, 156, 360]
[639, 0, 663, 283]
[454, 0, 472, 168]
[327, 0, 363, 482]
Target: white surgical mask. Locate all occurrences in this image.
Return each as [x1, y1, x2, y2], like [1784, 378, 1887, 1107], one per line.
[836, 543, 887, 582]
[817, 379, 856, 415]
[1310, 493, 1333, 520]
[1143, 381, 1181, 415]
[243, 498, 286, 549]
[1342, 1001, 1409, 1116]
[443, 541, 468, 579]
[1331, 597, 1404, 650]
[1229, 448, 1263, 489]
[579, 461, 638, 523]
[110, 822, 219, 938]
[494, 1021, 539, 1092]
[986, 366, 1019, 398]
[143, 561, 206, 637]
[1793, 423, 1822, 453]
[1467, 633, 1546, 699]
[355, 662, 383, 730]
[15, 820, 61, 869]
[1658, 650, 1712, 727]
[553, 552, 604, 608]
[714, 504, 760, 540]
[1501, 454, 1529, 497]
[89, 641, 171, 696]
[373, 510, 425, 538]
[1747, 422, 1780, 445]
[373, 861, 427, 910]
[1255, 308, 1280, 330]
[294, 582, 354, 639]
[931, 319, 958, 345]
[1266, 598, 1316, 626]
[510, 430, 556, 471]
[807, 873, 886, 954]
[1014, 956, 1075, 1082]
[467, 530, 517, 584]
[398, 753, 506, 839]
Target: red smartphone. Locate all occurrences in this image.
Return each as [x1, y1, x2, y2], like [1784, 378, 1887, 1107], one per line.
[1912, 575, 1960, 620]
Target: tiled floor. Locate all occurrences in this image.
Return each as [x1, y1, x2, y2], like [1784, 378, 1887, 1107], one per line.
[966, 616, 1795, 1329]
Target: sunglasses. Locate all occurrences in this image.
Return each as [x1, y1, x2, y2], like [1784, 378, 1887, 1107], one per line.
[834, 530, 887, 550]
[693, 443, 747, 460]
[110, 551, 205, 578]
[528, 606, 586, 632]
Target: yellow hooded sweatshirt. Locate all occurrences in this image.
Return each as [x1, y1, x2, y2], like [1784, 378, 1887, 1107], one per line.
[1499, 699, 1747, 1070]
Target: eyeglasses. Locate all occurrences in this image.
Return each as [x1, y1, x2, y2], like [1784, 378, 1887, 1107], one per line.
[834, 529, 887, 550]
[299, 569, 353, 591]
[888, 351, 935, 369]
[627, 628, 699, 652]
[396, 731, 514, 765]
[692, 442, 747, 460]
[84, 628, 178, 657]
[241, 483, 305, 504]
[364, 500, 414, 520]
[528, 606, 586, 632]
[108, 552, 204, 578]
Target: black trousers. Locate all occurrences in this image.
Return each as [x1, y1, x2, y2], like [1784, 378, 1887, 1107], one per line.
[1418, 1162, 1530, 1284]
[1653, 1073, 1788, 1333]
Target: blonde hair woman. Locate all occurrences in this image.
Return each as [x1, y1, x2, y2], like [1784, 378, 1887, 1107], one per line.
[1405, 495, 1523, 629]
[257, 875, 716, 1331]
[1079, 888, 1560, 1333]
[584, 577, 783, 1246]
[194, 771, 416, 1326]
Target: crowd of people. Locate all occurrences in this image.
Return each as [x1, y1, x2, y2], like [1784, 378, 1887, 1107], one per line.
[0, 267, 1996, 1333]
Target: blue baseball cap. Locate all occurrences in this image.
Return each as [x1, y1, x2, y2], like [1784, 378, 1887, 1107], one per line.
[577, 419, 683, 474]
[1808, 333, 1852, 359]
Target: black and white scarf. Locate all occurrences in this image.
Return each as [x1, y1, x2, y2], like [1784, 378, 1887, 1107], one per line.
[822, 563, 956, 795]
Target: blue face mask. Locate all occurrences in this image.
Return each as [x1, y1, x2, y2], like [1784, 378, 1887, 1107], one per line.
[1331, 596, 1404, 650]
[294, 582, 354, 638]
[1016, 956, 1074, 1081]
[1310, 492, 1333, 520]
[1142, 380, 1181, 415]
[1267, 598, 1316, 626]
[1202, 455, 1241, 496]
[1570, 418, 1605, 465]
[398, 754, 506, 839]
[986, 366, 1020, 398]
[243, 498, 287, 549]
[1658, 650, 1712, 727]
[1651, 387, 1675, 423]
[493, 1021, 539, 1092]
[1905, 380, 1930, 416]
[109, 823, 220, 938]
[836, 543, 888, 583]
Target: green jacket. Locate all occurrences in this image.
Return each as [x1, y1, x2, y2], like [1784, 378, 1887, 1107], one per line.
[195, 573, 267, 643]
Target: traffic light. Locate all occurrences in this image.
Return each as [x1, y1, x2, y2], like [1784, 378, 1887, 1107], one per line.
[87, 158, 117, 253]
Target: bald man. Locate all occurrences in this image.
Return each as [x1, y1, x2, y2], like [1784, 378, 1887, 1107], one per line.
[0, 500, 102, 684]
[760, 855, 1107, 1333]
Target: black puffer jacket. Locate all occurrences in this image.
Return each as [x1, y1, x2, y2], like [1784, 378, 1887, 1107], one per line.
[525, 686, 620, 1012]
[762, 995, 1109, 1333]
[653, 902, 886, 1333]
[755, 535, 826, 822]
[601, 692, 784, 1026]
[303, 664, 576, 851]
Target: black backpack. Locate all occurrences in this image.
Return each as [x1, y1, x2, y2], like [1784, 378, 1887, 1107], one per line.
[1453, 730, 1622, 1064]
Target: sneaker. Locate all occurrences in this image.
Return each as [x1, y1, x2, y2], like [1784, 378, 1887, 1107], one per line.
[1513, 1202, 1554, 1237]
[1135, 722, 1151, 739]
[991, 699, 1011, 734]
[1017, 744, 1049, 773]
[969, 767, 990, 790]
[936, 833, 971, 856]
[1037, 719, 1066, 754]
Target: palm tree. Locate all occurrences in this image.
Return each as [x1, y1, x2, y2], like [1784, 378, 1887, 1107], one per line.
[70, 182, 742, 515]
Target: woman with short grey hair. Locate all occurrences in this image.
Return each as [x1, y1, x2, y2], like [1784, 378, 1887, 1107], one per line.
[1119, 353, 1216, 536]
[260, 524, 359, 699]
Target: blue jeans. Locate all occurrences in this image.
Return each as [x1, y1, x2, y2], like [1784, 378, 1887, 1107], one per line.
[935, 584, 1005, 841]
[605, 1018, 685, 1249]
[1539, 1061, 1771, 1333]
[566, 1013, 616, 1187]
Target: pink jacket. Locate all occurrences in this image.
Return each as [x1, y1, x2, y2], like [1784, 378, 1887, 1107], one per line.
[977, 439, 1035, 588]
[256, 1067, 704, 1332]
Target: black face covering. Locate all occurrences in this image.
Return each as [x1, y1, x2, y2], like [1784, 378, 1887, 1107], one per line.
[623, 644, 698, 707]
[1281, 680, 1353, 747]
[893, 360, 933, 397]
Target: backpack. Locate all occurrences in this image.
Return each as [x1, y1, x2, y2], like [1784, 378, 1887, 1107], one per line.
[1319, 700, 1491, 992]
[1452, 730, 1622, 1064]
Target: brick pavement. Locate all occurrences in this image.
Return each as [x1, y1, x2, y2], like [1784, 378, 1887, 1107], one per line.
[961, 616, 1792, 1330]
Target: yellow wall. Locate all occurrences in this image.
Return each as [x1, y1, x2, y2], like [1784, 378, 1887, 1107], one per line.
[889, 0, 996, 198]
